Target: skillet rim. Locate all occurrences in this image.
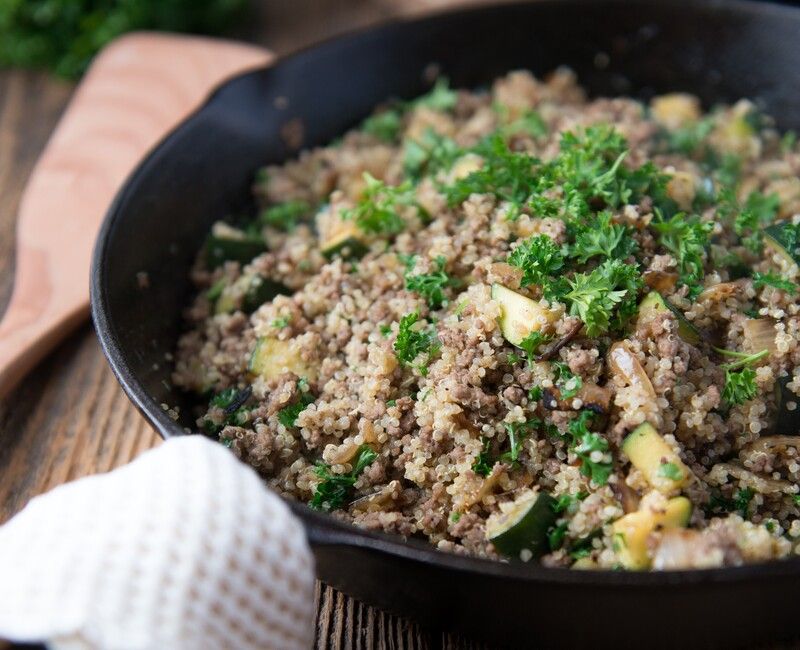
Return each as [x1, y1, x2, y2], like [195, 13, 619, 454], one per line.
[91, 0, 800, 587]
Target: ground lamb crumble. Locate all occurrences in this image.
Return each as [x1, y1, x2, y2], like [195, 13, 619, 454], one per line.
[173, 69, 800, 571]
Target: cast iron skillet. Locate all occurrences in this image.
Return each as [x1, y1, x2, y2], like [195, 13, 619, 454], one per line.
[92, 1, 800, 647]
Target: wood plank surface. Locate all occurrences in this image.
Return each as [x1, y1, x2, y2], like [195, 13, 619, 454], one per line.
[0, 2, 493, 648]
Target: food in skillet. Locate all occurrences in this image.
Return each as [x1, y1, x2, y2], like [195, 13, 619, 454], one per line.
[173, 70, 800, 570]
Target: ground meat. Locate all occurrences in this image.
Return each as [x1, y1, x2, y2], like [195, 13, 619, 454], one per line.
[173, 70, 800, 572]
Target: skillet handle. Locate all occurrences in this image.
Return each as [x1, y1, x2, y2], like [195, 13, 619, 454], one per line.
[0, 32, 272, 400]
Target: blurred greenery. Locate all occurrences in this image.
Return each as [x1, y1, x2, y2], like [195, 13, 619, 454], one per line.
[0, 0, 249, 79]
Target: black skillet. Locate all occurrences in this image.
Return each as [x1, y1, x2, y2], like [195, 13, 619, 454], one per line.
[91, 1, 800, 647]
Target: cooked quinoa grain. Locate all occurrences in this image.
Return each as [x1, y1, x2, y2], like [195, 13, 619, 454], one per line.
[173, 70, 800, 570]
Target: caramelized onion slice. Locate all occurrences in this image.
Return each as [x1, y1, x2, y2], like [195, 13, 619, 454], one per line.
[608, 342, 656, 399]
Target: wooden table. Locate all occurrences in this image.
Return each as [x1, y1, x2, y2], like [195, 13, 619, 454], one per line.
[0, 1, 492, 648]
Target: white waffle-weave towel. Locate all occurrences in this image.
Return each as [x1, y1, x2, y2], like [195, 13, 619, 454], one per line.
[0, 436, 315, 650]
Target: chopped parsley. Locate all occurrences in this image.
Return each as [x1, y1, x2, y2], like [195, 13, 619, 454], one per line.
[277, 378, 314, 429]
[271, 316, 291, 329]
[507, 234, 565, 290]
[718, 348, 768, 407]
[443, 135, 539, 217]
[393, 312, 440, 375]
[309, 445, 377, 511]
[528, 386, 543, 401]
[752, 271, 796, 293]
[569, 211, 638, 264]
[403, 129, 462, 180]
[379, 324, 392, 337]
[501, 419, 541, 463]
[732, 191, 780, 253]
[517, 330, 553, 366]
[472, 436, 495, 477]
[566, 410, 612, 486]
[342, 173, 423, 235]
[552, 361, 583, 400]
[260, 200, 309, 231]
[403, 255, 454, 309]
[657, 461, 684, 481]
[415, 77, 458, 111]
[662, 116, 715, 156]
[362, 109, 402, 142]
[651, 211, 713, 298]
[202, 386, 251, 435]
[562, 259, 643, 336]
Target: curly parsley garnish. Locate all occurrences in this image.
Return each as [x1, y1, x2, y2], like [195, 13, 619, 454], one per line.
[652, 211, 713, 298]
[393, 312, 440, 375]
[563, 259, 643, 337]
[566, 410, 612, 485]
[403, 255, 454, 309]
[343, 173, 424, 235]
[752, 271, 797, 293]
[717, 348, 768, 407]
[260, 200, 310, 231]
[569, 211, 638, 263]
[277, 378, 314, 428]
[310, 445, 377, 511]
[517, 330, 553, 366]
[507, 234, 565, 291]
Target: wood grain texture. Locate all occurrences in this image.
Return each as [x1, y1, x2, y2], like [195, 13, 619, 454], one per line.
[0, 3, 497, 648]
[0, 33, 271, 400]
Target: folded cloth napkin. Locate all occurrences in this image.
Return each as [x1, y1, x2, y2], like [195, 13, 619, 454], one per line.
[0, 436, 315, 650]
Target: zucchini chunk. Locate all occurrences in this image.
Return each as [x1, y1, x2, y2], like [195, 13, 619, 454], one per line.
[764, 222, 800, 267]
[622, 423, 691, 494]
[205, 222, 266, 268]
[321, 218, 369, 260]
[248, 337, 317, 382]
[486, 491, 556, 560]
[216, 275, 290, 315]
[612, 496, 692, 570]
[491, 284, 559, 347]
[637, 291, 702, 345]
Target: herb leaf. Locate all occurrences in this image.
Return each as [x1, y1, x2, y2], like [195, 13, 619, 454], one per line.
[310, 445, 377, 511]
[752, 271, 796, 293]
[393, 312, 440, 375]
[404, 255, 454, 309]
[507, 234, 565, 290]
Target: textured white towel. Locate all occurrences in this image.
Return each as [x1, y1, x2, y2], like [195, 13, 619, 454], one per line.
[0, 436, 315, 650]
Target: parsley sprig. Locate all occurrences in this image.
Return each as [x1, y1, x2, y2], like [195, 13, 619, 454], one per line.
[277, 378, 314, 429]
[565, 410, 612, 485]
[342, 173, 425, 235]
[507, 234, 565, 292]
[403, 255, 455, 309]
[569, 211, 638, 263]
[310, 445, 377, 511]
[393, 312, 440, 375]
[716, 348, 768, 407]
[752, 271, 797, 293]
[652, 211, 713, 298]
[563, 259, 643, 336]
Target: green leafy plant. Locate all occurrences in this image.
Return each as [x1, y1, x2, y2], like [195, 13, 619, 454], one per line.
[0, 0, 248, 78]
[310, 445, 377, 511]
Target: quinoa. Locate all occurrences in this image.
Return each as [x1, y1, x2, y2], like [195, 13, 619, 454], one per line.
[173, 70, 800, 570]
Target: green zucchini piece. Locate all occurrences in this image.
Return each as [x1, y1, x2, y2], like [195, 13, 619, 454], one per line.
[612, 497, 692, 570]
[773, 376, 800, 435]
[491, 284, 559, 347]
[242, 277, 290, 312]
[205, 222, 266, 269]
[764, 222, 800, 267]
[214, 275, 290, 315]
[248, 337, 317, 382]
[637, 291, 702, 345]
[622, 422, 691, 494]
[486, 491, 556, 560]
[321, 219, 369, 260]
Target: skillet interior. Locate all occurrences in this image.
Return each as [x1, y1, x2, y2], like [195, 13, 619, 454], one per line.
[92, 1, 800, 646]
